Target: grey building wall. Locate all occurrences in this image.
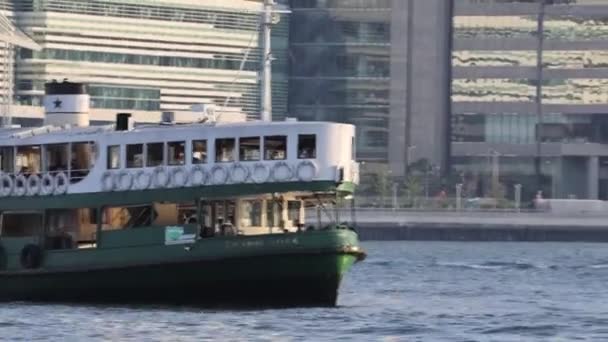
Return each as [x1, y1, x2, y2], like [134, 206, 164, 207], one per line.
[405, 0, 452, 174]
[450, 0, 608, 200]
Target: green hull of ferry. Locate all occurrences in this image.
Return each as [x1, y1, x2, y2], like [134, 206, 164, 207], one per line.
[0, 228, 364, 307]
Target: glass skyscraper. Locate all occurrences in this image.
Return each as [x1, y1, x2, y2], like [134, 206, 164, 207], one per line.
[288, 0, 392, 165]
[0, 0, 289, 123]
[451, 0, 608, 200]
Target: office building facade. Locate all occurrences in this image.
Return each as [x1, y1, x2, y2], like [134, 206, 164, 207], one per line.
[0, 0, 289, 124]
[451, 0, 608, 200]
[288, 0, 451, 178]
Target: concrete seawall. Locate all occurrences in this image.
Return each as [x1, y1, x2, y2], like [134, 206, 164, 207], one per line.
[311, 209, 608, 242]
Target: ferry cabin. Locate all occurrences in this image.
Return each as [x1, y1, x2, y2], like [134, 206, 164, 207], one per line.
[0, 120, 358, 269]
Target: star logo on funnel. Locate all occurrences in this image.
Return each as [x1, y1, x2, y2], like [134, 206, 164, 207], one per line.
[53, 98, 62, 109]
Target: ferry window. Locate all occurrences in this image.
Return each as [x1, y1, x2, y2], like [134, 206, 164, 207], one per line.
[266, 200, 278, 227]
[167, 141, 185, 165]
[192, 140, 207, 164]
[71, 142, 96, 181]
[0, 212, 43, 237]
[215, 138, 235, 162]
[0, 146, 14, 174]
[288, 201, 302, 222]
[16, 145, 41, 175]
[44, 144, 68, 173]
[126, 144, 144, 168]
[241, 200, 262, 227]
[298, 135, 316, 159]
[107, 145, 120, 169]
[146, 142, 163, 167]
[264, 136, 287, 160]
[239, 137, 260, 161]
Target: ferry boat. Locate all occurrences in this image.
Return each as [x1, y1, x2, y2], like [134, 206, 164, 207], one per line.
[0, 80, 365, 307]
[0, 1, 365, 307]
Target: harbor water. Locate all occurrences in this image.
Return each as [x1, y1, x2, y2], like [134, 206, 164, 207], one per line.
[1, 241, 608, 341]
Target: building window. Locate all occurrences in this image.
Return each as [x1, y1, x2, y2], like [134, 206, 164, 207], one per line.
[215, 138, 235, 162]
[146, 143, 163, 167]
[298, 134, 316, 159]
[192, 140, 207, 164]
[167, 141, 185, 165]
[126, 144, 144, 168]
[239, 137, 260, 161]
[264, 136, 287, 160]
[107, 145, 120, 169]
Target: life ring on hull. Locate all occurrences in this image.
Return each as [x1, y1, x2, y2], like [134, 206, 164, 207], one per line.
[26, 174, 41, 196]
[0, 173, 13, 197]
[115, 170, 133, 191]
[296, 160, 318, 182]
[251, 163, 270, 184]
[154, 166, 170, 188]
[211, 165, 229, 185]
[272, 162, 294, 182]
[13, 174, 27, 196]
[171, 167, 189, 188]
[101, 171, 115, 192]
[230, 164, 250, 183]
[134, 170, 152, 190]
[54, 172, 69, 195]
[20, 244, 43, 269]
[190, 165, 208, 186]
[40, 173, 55, 196]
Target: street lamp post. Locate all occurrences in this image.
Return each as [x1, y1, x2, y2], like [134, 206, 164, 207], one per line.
[514, 183, 522, 212]
[456, 183, 463, 210]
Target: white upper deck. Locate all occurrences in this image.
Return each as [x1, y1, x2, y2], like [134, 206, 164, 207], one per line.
[0, 120, 359, 197]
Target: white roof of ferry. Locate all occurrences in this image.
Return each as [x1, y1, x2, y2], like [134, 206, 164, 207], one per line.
[0, 120, 352, 145]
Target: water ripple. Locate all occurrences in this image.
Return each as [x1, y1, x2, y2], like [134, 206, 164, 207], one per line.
[1, 241, 608, 340]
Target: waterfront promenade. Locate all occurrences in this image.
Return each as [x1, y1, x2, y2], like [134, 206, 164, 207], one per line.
[308, 209, 608, 242]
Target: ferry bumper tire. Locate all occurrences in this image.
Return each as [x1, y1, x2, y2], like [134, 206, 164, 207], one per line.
[230, 163, 250, 183]
[0, 173, 13, 197]
[134, 170, 152, 190]
[251, 163, 270, 184]
[211, 165, 229, 185]
[13, 174, 27, 197]
[26, 175, 41, 196]
[272, 162, 293, 182]
[54, 172, 69, 195]
[116, 170, 134, 191]
[101, 171, 115, 192]
[171, 167, 189, 188]
[20, 244, 43, 269]
[40, 173, 55, 196]
[190, 165, 208, 186]
[154, 166, 170, 188]
[296, 161, 318, 182]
